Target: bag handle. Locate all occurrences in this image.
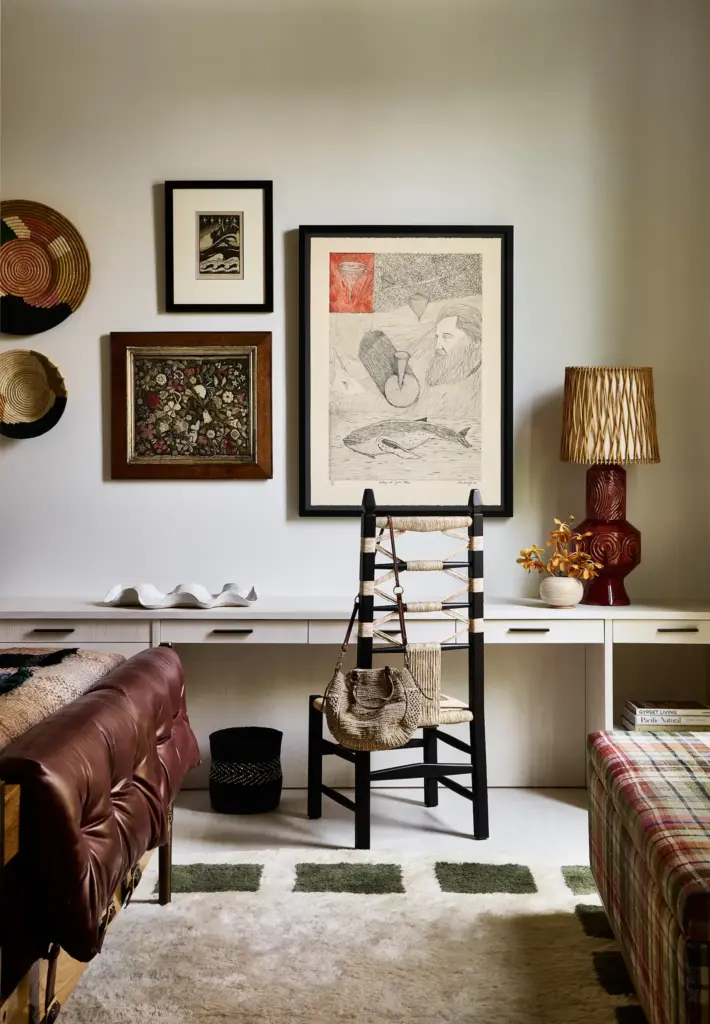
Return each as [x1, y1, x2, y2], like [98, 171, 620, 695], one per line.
[387, 516, 408, 648]
[351, 665, 397, 709]
[334, 597, 360, 673]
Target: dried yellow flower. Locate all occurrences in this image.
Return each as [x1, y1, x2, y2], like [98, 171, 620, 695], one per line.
[516, 515, 602, 580]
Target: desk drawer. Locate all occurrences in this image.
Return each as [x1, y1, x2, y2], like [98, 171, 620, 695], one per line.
[485, 619, 604, 644]
[0, 619, 151, 643]
[160, 620, 308, 644]
[613, 620, 710, 644]
[309, 621, 354, 645]
[308, 618, 461, 645]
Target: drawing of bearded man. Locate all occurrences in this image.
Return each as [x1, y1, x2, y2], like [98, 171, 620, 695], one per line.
[426, 304, 481, 386]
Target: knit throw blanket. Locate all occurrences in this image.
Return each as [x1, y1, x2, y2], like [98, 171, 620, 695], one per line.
[0, 647, 126, 752]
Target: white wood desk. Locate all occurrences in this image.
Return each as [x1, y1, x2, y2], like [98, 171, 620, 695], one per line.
[1, 598, 709, 734]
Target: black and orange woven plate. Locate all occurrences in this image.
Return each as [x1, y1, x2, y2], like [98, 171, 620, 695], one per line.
[0, 349, 67, 438]
[0, 200, 90, 335]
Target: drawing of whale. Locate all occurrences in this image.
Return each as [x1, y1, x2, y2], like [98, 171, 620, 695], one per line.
[343, 418, 472, 460]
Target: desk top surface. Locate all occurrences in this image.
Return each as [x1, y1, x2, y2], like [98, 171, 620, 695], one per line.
[0, 596, 709, 621]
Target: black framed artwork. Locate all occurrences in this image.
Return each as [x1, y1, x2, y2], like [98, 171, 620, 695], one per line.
[299, 225, 513, 517]
[165, 181, 273, 313]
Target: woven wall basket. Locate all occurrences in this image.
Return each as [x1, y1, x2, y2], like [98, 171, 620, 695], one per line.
[0, 349, 67, 438]
[0, 200, 90, 335]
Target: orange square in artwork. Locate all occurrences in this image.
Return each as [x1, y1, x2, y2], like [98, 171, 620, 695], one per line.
[329, 253, 374, 313]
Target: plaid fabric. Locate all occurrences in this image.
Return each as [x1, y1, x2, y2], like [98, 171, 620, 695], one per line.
[589, 731, 710, 941]
[589, 731, 710, 1024]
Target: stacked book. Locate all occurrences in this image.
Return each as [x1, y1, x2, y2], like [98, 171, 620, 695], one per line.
[622, 700, 710, 732]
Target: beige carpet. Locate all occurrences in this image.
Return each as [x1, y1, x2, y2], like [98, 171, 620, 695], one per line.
[60, 850, 641, 1024]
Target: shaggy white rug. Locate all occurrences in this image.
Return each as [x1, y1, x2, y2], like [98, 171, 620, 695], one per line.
[61, 850, 639, 1024]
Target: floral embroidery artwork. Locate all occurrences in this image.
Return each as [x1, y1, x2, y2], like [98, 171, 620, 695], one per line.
[132, 354, 253, 460]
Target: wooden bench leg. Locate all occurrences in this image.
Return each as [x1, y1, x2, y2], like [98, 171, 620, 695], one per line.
[158, 805, 173, 905]
[28, 961, 41, 1024]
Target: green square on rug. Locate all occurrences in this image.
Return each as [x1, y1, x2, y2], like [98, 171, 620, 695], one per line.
[435, 862, 537, 894]
[157, 863, 263, 893]
[562, 865, 597, 895]
[294, 863, 404, 894]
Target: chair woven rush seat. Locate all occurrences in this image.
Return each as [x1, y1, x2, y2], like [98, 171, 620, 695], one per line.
[312, 693, 474, 726]
[588, 730, 710, 1024]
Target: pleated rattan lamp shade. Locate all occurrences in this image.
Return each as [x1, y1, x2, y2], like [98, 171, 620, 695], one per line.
[559, 366, 659, 607]
[560, 366, 660, 465]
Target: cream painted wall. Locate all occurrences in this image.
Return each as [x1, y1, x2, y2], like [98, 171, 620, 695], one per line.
[1, 0, 709, 788]
[1, 0, 708, 601]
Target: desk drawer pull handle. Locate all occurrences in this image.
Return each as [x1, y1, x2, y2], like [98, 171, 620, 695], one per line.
[31, 627, 76, 634]
[656, 627, 699, 633]
[210, 629, 254, 636]
[507, 628, 551, 634]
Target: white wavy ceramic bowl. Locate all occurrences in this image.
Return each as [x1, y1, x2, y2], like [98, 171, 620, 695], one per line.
[103, 583, 257, 609]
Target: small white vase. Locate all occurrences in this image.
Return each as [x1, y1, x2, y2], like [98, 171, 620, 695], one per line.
[539, 576, 584, 609]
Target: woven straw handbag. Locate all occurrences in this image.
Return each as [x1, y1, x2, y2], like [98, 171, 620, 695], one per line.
[325, 657, 422, 752]
[323, 517, 423, 752]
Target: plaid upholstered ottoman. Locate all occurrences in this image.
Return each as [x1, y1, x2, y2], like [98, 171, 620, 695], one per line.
[589, 731, 710, 1024]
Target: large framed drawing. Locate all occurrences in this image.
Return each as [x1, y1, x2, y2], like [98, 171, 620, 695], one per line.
[165, 181, 273, 313]
[111, 331, 272, 480]
[299, 226, 513, 517]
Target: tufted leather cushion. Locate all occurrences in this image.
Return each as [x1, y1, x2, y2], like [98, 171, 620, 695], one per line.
[0, 647, 199, 970]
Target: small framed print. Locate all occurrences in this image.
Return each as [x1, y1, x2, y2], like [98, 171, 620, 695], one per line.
[196, 212, 243, 279]
[110, 331, 272, 480]
[299, 225, 513, 517]
[165, 181, 273, 312]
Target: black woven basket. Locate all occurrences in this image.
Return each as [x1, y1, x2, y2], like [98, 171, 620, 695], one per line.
[208, 727, 283, 815]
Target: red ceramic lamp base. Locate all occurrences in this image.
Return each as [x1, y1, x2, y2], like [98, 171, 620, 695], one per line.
[582, 573, 636, 607]
[578, 465, 640, 607]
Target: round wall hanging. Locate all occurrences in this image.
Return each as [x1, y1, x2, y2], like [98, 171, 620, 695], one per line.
[0, 200, 90, 335]
[0, 350, 67, 438]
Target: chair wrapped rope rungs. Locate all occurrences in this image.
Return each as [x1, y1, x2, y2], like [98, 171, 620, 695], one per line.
[307, 488, 488, 849]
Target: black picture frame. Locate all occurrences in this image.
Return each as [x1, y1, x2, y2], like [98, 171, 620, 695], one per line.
[299, 225, 513, 517]
[165, 180, 273, 313]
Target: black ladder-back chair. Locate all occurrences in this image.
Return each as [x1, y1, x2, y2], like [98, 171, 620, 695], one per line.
[308, 487, 488, 849]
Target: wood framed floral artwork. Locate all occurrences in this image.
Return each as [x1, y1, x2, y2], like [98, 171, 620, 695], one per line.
[110, 332, 272, 480]
[299, 226, 513, 517]
[164, 181, 273, 313]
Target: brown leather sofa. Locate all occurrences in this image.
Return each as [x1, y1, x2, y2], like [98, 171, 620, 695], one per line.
[0, 646, 199, 1010]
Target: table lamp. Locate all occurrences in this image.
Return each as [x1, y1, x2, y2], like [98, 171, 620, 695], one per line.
[560, 366, 660, 606]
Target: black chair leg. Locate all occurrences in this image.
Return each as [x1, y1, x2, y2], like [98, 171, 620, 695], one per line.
[423, 728, 438, 807]
[354, 751, 371, 849]
[470, 718, 489, 840]
[307, 695, 323, 819]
